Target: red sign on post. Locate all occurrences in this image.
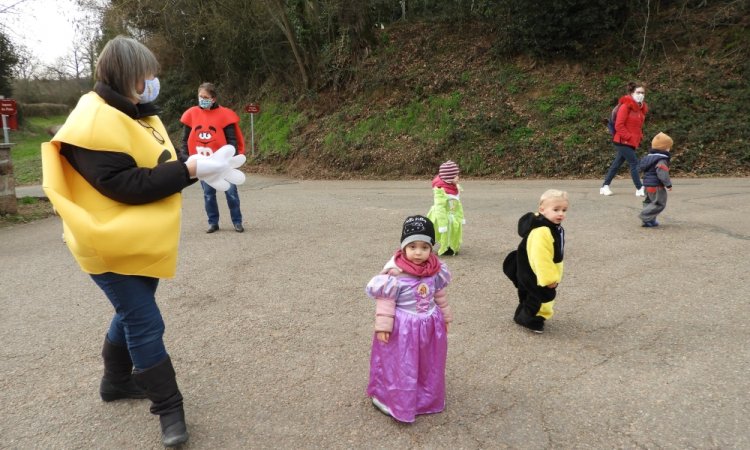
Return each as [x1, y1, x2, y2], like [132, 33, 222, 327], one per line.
[0, 99, 17, 115]
[244, 103, 260, 114]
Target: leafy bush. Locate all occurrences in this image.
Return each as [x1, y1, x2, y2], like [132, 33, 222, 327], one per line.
[19, 103, 71, 118]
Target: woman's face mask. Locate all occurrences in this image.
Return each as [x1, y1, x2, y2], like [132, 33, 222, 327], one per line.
[139, 77, 160, 103]
[632, 91, 645, 103]
[198, 97, 213, 109]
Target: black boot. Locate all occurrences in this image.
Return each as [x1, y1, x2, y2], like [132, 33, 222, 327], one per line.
[134, 357, 189, 447]
[100, 336, 147, 402]
[513, 305, 545, 333]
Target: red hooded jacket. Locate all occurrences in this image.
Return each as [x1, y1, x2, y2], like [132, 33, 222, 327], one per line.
[613, 94, 648, 149]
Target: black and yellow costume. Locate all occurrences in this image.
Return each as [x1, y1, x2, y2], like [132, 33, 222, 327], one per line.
[42, 82, 194, 278]
[502, 212, 565, 332]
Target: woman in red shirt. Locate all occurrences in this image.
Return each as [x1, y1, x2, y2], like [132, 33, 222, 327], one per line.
[600, 82, 648, 197]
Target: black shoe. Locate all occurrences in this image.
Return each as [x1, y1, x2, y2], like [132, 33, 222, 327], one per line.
[100, 378, 147, 402]
[233, 223, 244, 233]
[206, 224, 219, 233]
[100, 336, 146, 401]
[442, 248, 455, 256]
[528, 325, 544, 334]
[514, 317, 544, 334]
[133, 357, 189, 448]
[526, 320, 545, 334]
[160, 409, 189, 447]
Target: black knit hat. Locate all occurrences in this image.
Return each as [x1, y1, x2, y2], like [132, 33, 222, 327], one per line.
[400, 215, 436, 249]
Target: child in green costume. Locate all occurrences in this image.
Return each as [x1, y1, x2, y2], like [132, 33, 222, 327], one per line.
[426, 160, 465, 256]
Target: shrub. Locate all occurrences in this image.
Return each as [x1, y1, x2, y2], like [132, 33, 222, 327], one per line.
[19, 103, 71, 117]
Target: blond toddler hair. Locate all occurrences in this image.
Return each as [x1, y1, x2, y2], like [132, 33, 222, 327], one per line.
[539, 189, 569, 207]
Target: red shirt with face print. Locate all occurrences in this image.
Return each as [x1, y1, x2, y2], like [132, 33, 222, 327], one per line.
[180, 105, 245, 156]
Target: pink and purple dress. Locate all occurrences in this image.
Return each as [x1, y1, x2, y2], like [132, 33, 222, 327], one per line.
[365, 262, 452, 422]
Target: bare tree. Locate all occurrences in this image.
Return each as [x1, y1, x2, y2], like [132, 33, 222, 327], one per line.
[10, 44, 42, 80]
[261, 0, 312, 91]
[71, 6, 102, 80]
[0, 0, 32, 15]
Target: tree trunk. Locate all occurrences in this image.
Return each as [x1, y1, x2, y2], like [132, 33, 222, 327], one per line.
[264, 0, 311, 91]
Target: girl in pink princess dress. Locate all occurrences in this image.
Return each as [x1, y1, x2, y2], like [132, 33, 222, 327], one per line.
[365, 215, 453, 423]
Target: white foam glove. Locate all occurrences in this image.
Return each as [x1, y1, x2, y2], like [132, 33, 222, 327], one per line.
[187, 145, 246, 191]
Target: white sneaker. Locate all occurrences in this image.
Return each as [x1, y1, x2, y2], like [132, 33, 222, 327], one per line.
[371, 397, 392, 417]
[635, 187, 645, 197]
[599, 185, 613, 196]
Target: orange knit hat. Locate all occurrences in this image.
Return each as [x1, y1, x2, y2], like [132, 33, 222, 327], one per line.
[651, 132, 673, 151]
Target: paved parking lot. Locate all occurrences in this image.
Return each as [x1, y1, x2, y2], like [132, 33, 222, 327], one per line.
[2, 176, 748, 449]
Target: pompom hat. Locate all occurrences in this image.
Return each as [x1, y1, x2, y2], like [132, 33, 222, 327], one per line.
[438, 160, 460, 184]
[400, 215, 436, 249]
[651, 132, 673, 151]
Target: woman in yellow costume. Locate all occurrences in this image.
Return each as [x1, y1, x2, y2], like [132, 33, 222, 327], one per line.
[41, 36, 244, 448]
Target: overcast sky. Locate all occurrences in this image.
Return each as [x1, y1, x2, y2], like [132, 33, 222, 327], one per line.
[2, 0, 87, 65]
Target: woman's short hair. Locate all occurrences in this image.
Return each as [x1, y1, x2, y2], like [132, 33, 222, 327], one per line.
[198, 82, 218, 98]
[95, 36, 159, 100]
[539, 189, 569, 207]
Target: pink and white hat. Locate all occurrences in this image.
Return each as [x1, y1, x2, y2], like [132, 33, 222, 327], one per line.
[439, 160, 460, 184]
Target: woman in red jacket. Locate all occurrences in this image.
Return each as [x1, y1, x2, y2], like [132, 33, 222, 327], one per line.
[600, 82, 648, 197]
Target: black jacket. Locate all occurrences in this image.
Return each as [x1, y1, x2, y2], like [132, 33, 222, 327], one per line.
[502, 212, 564, 303]
[60, 82, 195, 205]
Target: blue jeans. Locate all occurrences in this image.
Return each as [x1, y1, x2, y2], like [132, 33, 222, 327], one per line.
[201, 181, 243, 226]
[603, 143, 642, 189]
[91, 273, 168, 370]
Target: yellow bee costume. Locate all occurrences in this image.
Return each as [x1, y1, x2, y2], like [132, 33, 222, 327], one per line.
[42, 92, 182, 278]
[502, 212, 565, 333]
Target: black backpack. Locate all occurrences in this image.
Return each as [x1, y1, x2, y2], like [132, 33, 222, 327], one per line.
[607, 103, 622, 136]
[606, 104, 621, 135]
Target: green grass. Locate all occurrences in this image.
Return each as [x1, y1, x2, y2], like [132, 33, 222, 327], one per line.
[0, 196, 55, 227]
[241, 102, 304, 158]
[317, 92, 464, 160]
[8, 116, 66, 185]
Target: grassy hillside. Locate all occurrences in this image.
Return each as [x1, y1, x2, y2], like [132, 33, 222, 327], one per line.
[246, 8, 749, 179]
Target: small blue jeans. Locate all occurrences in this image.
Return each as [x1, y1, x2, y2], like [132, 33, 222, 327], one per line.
[201, 181, 243, 226]
[90, 272, 168, 370]
[603, 143, 642, 189]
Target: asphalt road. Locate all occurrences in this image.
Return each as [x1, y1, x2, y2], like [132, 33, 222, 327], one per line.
[2, 176, 748, 449]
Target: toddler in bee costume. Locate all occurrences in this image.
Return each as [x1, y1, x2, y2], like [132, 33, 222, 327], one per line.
[502, 189, 568, 334]
[427, 160, 465, 256]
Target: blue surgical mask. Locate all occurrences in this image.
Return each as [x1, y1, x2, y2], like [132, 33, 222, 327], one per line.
[140, 77, 160, 103]
[198, 98, 213, 109]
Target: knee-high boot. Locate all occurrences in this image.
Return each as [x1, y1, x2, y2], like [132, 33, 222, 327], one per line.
[100, 336, 147, 402]
[133, 356, 189, 447]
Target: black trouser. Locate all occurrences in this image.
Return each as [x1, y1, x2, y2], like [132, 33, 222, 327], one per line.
[514, 288, 547, 328]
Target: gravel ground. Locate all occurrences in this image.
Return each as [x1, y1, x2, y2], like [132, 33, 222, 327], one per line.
[2, 176, 748, 449]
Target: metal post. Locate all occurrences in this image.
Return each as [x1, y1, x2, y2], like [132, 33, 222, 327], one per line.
[250, 113, 255, 157]
[2, 114, 8, 144]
